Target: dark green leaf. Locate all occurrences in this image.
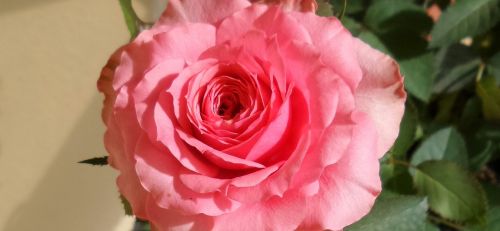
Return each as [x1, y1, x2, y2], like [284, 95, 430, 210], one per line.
[460, 97, 483, 132]
[483, 183, 500, 207]
[342, 16, 363, 35]
[488, 52, 500, 84]
[429, 0, 500, 48]
[411, 127, 468, 167]
[477, 75, 500, 122]
[380, 163, 395, 185]
[78, 156, 108, 166]
[414, 161, 487, 221]
[469, 140, 494, 171]
[424, 222, 440, 231]
[358, 31, 390, 54]
[341, 17, 390, 53]
[330, 0, 364, 15]
[379, 30, 429, 59]
[392, 106, 418, 158]
[433, 44, 481, 93]
[435, 93, 459, 122]
[385, 168, 416, 195]
[120, 195, 133, 216]
[465, 207, 500, 231]
[364, 0, 432, 34]
[345, 195, 428, 231]
[400, 52, 435, 102]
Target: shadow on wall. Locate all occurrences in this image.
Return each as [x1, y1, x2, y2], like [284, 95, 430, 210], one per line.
[2, 95, 125, 231]
[0, 0, 64, 16]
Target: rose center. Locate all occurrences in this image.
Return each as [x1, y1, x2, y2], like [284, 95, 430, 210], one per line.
[216, 94, 242, 120]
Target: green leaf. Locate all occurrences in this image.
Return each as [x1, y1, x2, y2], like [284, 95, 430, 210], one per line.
[330, 0, 364, 15]
[414, 161, 487, 221]
[433, 44, 481, 93]
[345, 195, 428, 231]
[385, 168, 416, 195]
[483, 183, 500, 207]
[424, 222, 440, 231]
[316, 0, 334, 17]
[470, 140, 495, 171]
[411, 127, 468, 167]
[400, 52, 435, 102]
[488, 52, 500, 84]
[341, 16, 363, 35]
[120, 195, 133, 216]
[119, 0, 140, 39]
[429, 0, 500, 48]
[465, 207, 500, 231]
[435, 93, 459, 123]
[364, 0, 432, 35]
[78, 156, 108, 166]
[477, 75, 500, 122]
[341, 17, 390, 54]
[392, 106, 418, 158]
[358, 31, 390, 54]
[460, 97, 483, 132]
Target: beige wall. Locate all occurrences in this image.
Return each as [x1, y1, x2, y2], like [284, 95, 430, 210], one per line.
[0, 0, 165, 230]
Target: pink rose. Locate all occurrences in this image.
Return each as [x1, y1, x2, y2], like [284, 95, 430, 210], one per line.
[98, 0, 405, 230]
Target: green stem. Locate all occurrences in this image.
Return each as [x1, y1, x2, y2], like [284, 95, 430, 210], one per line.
[390, 158, 415, 169]
[475, 63, 486, 82]
[428, 214, 464, 230]
[118, 0, 142, 40]
[338, 0, 347, 20]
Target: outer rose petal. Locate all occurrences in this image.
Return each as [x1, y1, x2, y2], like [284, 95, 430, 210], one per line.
[299, 112, 381, 230]
[97, 46, 124, 124]
[290, 12, 363, 92]
[156, 0, 251, 27]
[145, 195, 215, 231]
[352, 38, 406, 157]
[212, 191, 307, 231]
[250, 0, 318, 12]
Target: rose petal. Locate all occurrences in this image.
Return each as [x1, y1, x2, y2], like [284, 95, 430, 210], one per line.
[212, 191, 306, 231]
[176, 129, 266, 170]
[145, 195, 215, 231]
[227, 90, 310, 203]
[291, 12, 363, 92]
[135, 135, 241, 216]
[299, 112, 381, 230]
[352, 38, 406, 157]
[154, 100, 220, 177]
[290, 114, 354, 195]
[179, 173, 229, 194]
[157, 0, 251, 26]
[217, 5, 312, 46]
[134, 58, 185, 136]
[250, 0, 318, 12]
[104, 118, 148, 219]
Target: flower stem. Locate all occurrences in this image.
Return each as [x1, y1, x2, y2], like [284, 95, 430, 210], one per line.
[390, 158, 415, 169]
[475, 63, 486, 82]
[118, 0, 152, 40]
[428, 214, 464, 231]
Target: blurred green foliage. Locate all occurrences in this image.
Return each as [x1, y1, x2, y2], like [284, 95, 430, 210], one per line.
[326, 0, 500, 230]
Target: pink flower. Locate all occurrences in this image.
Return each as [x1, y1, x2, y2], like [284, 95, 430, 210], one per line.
[98, 0, 405, 230]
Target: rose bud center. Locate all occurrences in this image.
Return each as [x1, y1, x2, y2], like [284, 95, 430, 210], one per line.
[216, 93, 243, 120]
